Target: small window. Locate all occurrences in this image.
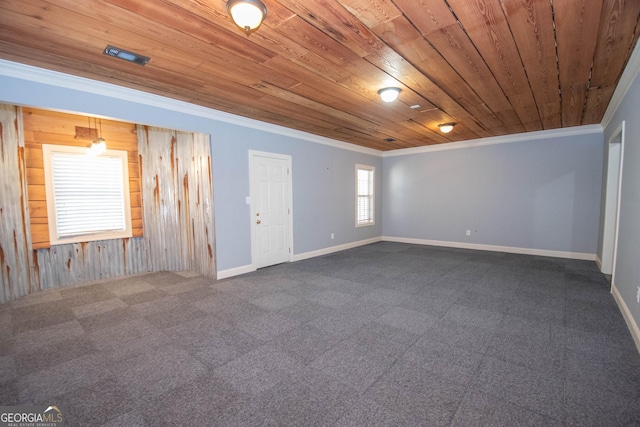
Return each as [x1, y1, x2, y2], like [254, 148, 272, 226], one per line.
[42, 144, 132, 245]
[356, 164, 375, 227]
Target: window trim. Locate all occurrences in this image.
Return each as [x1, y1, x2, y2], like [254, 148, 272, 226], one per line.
[42, 144, 133, 245]
[355, 164, 375, 227]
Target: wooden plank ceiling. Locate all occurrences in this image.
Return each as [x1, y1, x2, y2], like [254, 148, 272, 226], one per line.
[1, 0, 639, 151]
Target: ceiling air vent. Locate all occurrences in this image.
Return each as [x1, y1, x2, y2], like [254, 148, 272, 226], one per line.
[104, 45, 150, 66]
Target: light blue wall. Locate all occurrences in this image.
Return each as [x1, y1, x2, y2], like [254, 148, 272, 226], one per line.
[0, 73, 381, 272]
[209, 123, 382, 269]
[602, 66, 640, 330]
[382, 134, 604, 254]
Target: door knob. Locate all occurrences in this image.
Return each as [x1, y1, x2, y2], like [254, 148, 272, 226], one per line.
[256, 212, 260, 216]
[256, 219, 261, 224]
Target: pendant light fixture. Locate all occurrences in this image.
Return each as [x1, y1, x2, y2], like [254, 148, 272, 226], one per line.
[227, 0, 268, 36]
[378, 87, 402, 103]
[88, 118, 107, 156]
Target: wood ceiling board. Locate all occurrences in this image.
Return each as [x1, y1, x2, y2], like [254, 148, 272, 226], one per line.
[179, 0, 296, 31]
[280, 79, 423, 132]
[392, 0, 458, 37]
[0, 4, 218, 90]
[270, 15, 360, 66]
[560, 84, 588, 127]
[555, 0, 604, 84]
[590, 0, 640, 88]
[371, 17, 465, 95]
[228, 95, 356, 140]
[335, 0, 402, 28]
[235, 91, 417, 147]
[245, 25, 309, 62]
[101, 0, 278, 64]
[554, 0, 604, 126]
[499, 0, 561, 129]
[398, 120, 457, 145]
[370, 16, 506, 135]
[425, 24, 514, 114]
[262, 59, 422, 134]
[583, 84, 616, 125]
[364, 48, 472, 121]
[36, 0, 301, 91]
[250, 81, 397, 138]
[447, 0, 542, 131]
[1, 0, 299, 101]
[276, 0, 385, 58]
[1, 0, 639, 151]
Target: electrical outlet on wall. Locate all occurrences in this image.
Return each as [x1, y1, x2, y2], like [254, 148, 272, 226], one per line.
[331, 233, 334, 240]
[637, 286, 640, 304]
[466, 230, 471, 236]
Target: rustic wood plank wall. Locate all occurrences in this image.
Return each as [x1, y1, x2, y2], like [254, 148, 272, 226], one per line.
[0, 104, 216, 303]
[22, 107, 143, 248]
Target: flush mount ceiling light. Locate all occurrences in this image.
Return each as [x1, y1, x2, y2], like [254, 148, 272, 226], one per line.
[104, 45, 150, 66]
[378, 87, 402, 103]
[227, 0, 267, 36]
[438, 123, 456, 133]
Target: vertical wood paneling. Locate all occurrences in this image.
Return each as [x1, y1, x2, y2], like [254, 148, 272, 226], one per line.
[138, 126, 216, 278]
[0, 104, 36, 303]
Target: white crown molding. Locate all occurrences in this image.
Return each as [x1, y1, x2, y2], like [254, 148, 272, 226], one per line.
[601, 38, 640, 131]
[383, 124, 603, 157]
[0, 59, 382, 157]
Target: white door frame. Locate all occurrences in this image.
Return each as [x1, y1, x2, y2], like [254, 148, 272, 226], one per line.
[601, 121, 625, 285]
[248, 150, 294, 269]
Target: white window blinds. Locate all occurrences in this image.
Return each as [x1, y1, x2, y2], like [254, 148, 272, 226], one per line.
[43, 144, 132, 244]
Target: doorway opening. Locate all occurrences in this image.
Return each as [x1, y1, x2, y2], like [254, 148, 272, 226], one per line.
[600, 121, 625, 287]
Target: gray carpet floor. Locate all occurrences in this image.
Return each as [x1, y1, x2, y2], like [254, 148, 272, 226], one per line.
[1, 242, 640, 426]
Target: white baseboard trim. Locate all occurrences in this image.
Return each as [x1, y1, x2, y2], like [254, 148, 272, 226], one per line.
[595, 255, 603, 271]
[216, 264, 256, 280]
[292, 237, 382, 262]
[381, 236, 596, 261]
[611, 283, 640, 354]
[216, 237, 383, 278]
[217, 237, 597, 279]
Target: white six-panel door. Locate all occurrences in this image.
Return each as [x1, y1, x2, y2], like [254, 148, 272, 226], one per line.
[249, 151, 292, 269]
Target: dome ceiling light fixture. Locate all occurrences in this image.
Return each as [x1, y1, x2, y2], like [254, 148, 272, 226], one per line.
[227, 0, 268, 36]
[438, 123, 456, 133]
[378, 87, 402, 103]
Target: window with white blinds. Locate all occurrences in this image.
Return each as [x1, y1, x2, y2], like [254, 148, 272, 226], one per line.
[356, 164, 375, 227]
[42, 144, 132, 245]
